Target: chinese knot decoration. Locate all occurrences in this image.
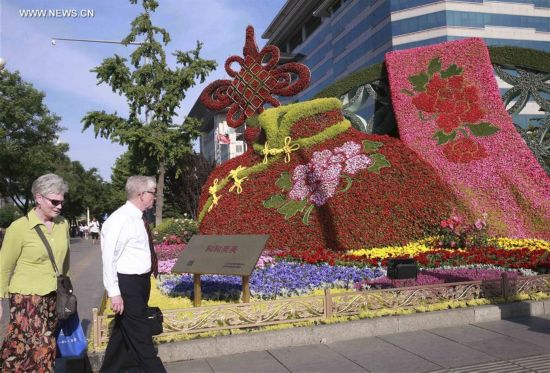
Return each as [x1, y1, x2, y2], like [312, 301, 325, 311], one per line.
[407, 57, 500, 163]
[199, 25, 311, 128]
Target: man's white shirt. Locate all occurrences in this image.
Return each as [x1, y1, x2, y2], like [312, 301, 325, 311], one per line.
[101, 201, 152, 297]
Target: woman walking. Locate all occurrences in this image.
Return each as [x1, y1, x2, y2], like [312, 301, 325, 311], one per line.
[0, 173, 70, 372]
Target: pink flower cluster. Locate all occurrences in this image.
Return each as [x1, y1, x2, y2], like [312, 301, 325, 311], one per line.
[289, 141, 372, 206]
[386, 38, 550, 239]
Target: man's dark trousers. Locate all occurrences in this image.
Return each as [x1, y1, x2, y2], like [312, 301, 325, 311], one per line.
[100, 273, 166, 373]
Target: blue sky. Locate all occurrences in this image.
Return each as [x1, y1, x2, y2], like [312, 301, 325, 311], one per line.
[1, 0, 285, 180]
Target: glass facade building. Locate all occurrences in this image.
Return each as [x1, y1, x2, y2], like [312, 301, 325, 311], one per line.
[197, 0, 550, 163]
[262, 0, 549, 125]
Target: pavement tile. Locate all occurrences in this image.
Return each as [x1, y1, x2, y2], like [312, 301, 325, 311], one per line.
[482, 328, 550, 351]
[268, 344, 366, 373]
[380, 330, 497, 368]
[329, 336, 442, 373]
[466, 335, 549, 359]
[428, 324, 504, 343]
[475, 315, 550, 333]
[165, 358, 213, 373]
[206, 350, 288, 373]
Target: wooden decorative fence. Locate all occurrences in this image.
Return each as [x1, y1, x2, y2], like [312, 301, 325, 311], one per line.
[91, 273, 550, 351]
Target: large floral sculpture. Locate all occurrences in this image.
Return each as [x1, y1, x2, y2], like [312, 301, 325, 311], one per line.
[197, 97, 465, 251]
[386, 38, 550, 239]
[200, 26, 311, 128]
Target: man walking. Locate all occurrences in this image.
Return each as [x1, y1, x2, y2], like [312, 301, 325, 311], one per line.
[100, 176, 165, 373]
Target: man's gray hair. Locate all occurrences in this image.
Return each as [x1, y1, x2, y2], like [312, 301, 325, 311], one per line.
[125, 176, 156, 199]
[31, 173, 69, 196]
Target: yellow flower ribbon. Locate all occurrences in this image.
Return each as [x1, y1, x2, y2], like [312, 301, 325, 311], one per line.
[228, 166, 248, 194]
[262, 136, 300, 164]
[208, 178, 221, 212]
[282, 136, 300, 163]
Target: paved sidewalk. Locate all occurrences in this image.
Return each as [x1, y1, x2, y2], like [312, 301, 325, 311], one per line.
[164, 315, 550, 372]
[67, 237, 104, 336]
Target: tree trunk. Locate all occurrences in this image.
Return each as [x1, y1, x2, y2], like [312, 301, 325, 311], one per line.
[155, 164, 165, 225]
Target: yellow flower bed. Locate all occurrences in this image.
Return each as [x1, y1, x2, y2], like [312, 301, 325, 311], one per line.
[488, 238, 550, 251]
[346, 237, 550, 259]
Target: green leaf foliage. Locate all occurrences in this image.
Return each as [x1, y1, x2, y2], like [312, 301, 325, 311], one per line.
[276, 172, 292, 191]
[441, 64, 463, 78]
[368, 153, 391, 174]
[427, 57, 442, 76]
[340, 175, 353, 193]
[408, 72, 429, 92]
[0, 70, 65, 213]
[263, 195, 286, 209]
[277, 199, 308, 220]
[362, 140, 383, 153]
[302, 204, 314, 225]
[433, 130, 458, 145]
[466, 122, 500, 137]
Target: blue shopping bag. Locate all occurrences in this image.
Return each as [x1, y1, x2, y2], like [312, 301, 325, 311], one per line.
[56, 312, 87, 357]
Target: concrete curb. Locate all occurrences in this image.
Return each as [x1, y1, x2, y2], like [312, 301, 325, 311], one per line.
[88, 299, 550, 370]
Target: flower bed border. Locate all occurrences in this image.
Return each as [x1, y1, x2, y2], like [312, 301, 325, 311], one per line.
[91, 273, 550, 351]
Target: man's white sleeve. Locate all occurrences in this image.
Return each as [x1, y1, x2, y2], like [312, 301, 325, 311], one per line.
[101, 218, 127, 297]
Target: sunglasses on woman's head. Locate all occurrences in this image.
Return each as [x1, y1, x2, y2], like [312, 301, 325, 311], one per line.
[42, 195, 64, 207]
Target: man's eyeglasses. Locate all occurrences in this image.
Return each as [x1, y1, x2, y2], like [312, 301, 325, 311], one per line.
[143, 191, 157, 197]
[42, 195, 64, 207]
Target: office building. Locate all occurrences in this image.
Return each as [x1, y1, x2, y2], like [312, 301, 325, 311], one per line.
[196, 0, 550, 163]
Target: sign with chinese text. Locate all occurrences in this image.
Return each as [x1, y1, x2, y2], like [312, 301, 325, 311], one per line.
[171, 235, 269, 276]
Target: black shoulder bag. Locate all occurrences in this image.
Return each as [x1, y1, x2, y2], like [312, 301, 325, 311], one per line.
[34, 226, 77, 320]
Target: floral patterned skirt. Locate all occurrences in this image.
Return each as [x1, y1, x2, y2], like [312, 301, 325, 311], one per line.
[0, 292, 58, 373]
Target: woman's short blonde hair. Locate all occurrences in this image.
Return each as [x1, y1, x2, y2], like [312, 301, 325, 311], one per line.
[31, 173, 69, 196]
[125, 176, 156, 199]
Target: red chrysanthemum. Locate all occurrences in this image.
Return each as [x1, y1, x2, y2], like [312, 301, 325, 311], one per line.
[412, 93, 437, 113]
[442, 137, 487, 163]
[436, 113, 461, 133]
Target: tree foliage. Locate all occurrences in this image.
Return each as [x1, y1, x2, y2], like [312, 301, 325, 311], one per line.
[164, 152, 214, 219]
[55, 160, 115, 223]
[82, 0, 217, 224]
[0, 70, 67, 213]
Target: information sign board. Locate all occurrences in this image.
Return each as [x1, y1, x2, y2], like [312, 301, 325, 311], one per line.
[171, 235, 269, 276]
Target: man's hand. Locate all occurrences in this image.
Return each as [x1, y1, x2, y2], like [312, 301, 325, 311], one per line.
[110, 295, 124, 315]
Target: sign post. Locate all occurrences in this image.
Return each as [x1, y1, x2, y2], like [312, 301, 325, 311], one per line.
[172, 235, 269, 306]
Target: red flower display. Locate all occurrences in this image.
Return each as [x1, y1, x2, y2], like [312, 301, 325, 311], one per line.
[198, 100, 466, 252]
[442, 137, 488, 163]
[199, 26, 311, 128]
[407, 58, 499, 163]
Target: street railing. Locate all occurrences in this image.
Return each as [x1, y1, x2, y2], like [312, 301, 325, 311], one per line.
[91, 272, 550, 351]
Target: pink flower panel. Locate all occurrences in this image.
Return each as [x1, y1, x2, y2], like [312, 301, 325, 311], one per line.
[386, 38, 550, 239]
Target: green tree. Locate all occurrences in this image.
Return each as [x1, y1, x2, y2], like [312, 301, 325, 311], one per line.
[0, 70, 67, 213]
[56, 160, 114, 224]
[0, 204, 21, 228]
[82, 0, 216, 224]
[164, 152, 214, 219]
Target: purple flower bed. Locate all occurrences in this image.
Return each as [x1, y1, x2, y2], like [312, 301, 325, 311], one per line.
[356, 268, 521, 290]
[155, 243, 186, 261]
[158, 261, 386, 300]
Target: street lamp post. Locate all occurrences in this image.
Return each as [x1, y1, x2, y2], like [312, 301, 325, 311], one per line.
[51, 37, 143, 46]
[51, 35, 149, 121]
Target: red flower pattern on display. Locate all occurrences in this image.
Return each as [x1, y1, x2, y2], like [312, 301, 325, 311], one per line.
[442, 137, 488, 163]
[407, 57, 499, 163]
[199, 26, 311, 128]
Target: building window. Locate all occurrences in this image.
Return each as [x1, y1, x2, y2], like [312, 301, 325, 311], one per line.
[289, 29, 303, 51]
[329, 0, 342, 15]
[236, 145, 243, 153]
[305, 16, 322, 38]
